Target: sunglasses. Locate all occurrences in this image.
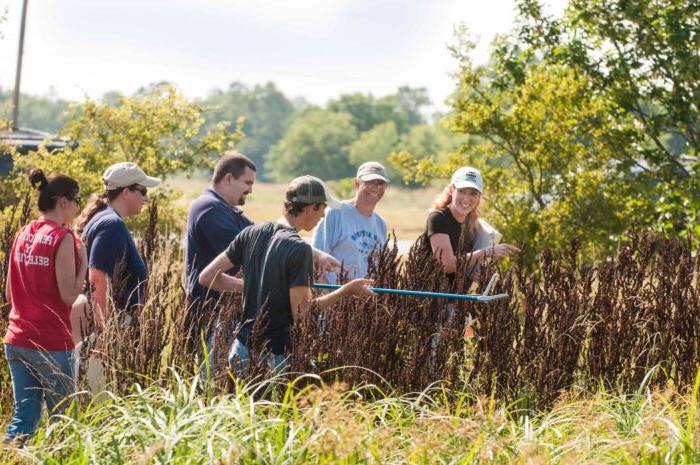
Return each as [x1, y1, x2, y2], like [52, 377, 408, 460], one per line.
[55, 194, 81, 206]
[128, 185, 148, 196]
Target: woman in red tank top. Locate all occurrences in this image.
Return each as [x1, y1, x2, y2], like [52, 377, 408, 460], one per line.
[3, 169, 87, 446]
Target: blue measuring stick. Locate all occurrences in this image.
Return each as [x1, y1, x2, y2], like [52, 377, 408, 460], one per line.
[312, 279, 508, 302]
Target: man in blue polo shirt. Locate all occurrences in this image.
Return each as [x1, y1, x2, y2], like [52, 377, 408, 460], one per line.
[198, 175, 374, 378]
[185, 153, 256, 351]
[185, 153, 341, 363]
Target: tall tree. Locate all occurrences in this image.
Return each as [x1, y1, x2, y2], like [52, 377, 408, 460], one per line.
[514, 0, 700, 235]
[395, 86, 431, 127]
[349, 121, 400, 177]
[394, 0, 699, 259]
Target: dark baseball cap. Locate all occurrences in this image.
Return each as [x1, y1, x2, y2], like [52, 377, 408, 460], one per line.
[288, 175, 340, 208]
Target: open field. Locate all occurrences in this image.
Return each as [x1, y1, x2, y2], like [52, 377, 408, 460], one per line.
[171, 178, 441, 241]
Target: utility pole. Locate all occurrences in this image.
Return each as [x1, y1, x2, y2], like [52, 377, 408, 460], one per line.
[11, 0, 29, 131]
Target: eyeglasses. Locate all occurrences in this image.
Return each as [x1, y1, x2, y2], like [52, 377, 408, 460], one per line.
[362, 180, 387, 190]
[128, 185, 148, 196]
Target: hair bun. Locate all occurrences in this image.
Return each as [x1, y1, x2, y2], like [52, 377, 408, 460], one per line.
[28, 168, 49, 190]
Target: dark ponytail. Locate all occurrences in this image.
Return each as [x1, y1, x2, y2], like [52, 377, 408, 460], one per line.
[76, 189, 123, 236]
[28, 168, 49, 191]
[28, 168, 80, 213]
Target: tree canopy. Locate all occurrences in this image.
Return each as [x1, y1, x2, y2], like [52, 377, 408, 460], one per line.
[392, 0, 699, 259]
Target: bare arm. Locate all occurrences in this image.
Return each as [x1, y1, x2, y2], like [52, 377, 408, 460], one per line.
[430, 234, 519, 274]
[289, 278, 374, 320]
[89, 268, 109, 330]
[198, 252, 243, 293]
[75, 240, 88, 293]
[5, 263, 11, 306]
[311, 247, 341, 274]
[430, 234, 473, 274]
[55, 234, 80, 306]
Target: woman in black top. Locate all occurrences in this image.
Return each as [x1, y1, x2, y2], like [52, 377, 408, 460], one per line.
[423, 166, 519, 279]
[422, 167, 519, 342]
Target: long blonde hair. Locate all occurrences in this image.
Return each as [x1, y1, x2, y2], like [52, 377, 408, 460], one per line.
[430, 184, 482, 242]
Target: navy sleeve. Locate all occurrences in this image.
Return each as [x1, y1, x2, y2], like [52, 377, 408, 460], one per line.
[89, 221, 129, 275]
[198, 208, 246, 256]
[287, 243, 313, 288]
[224, 225, 250, 267]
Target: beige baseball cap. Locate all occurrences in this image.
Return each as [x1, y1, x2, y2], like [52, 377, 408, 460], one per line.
[288, 175, 341, 208]
[102, 162, 161, 190]
[356, 161, 390, 183]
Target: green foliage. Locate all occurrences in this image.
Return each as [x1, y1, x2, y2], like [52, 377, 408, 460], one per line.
[0, 88, 71, 133]
[325, 177, 357, 200]
[398, 123, 465, 163]
[395, 62, 640, 258]
[2, 85, 241, 232]
[3, 371, 700, 464]
[394, 1, 699, 259]
[327, 86, 430, 134]
[266, 109, 357, 181]
[348, 121, 400, 179]
[514, 0, 700, 239]
[395, 85, 432, 126]
[201, 82, 296, 180]
[350, 122, 465, 186]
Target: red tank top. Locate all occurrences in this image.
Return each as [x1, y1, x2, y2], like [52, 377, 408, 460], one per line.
[4, 218, 80, 351]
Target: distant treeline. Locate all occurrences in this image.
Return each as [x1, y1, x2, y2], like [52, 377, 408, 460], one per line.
[0, 83, 463, 182]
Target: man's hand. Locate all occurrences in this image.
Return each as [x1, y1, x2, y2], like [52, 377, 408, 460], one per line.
[341, 278, 376, 297]
[314, 250, 341, 274]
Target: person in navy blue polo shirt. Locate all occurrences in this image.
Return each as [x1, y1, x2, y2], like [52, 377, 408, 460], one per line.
[184, 153, 256, 347]
[77, 162, 161, 334]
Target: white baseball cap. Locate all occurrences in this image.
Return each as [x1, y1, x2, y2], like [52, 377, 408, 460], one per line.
[450, 167, 483, 193]
[102, 162, 161, 191]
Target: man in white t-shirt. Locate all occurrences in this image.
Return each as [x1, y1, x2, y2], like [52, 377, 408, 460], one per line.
[312, 161, 389, 284]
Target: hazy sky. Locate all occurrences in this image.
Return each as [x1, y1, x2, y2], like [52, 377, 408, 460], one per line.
[0, 0, 566, 112]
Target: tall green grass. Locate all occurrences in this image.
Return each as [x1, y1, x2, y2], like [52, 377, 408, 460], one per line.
[2, 369, 699, 464]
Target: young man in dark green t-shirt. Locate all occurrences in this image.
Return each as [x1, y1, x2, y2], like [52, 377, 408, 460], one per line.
[199, 175, 374, 376]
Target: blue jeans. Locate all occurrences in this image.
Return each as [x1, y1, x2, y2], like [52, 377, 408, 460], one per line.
[4, 344, 76, 440]
[228, 339, 287, 379]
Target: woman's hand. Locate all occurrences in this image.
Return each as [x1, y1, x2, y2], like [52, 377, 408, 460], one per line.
[486, 243, 521, 259]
